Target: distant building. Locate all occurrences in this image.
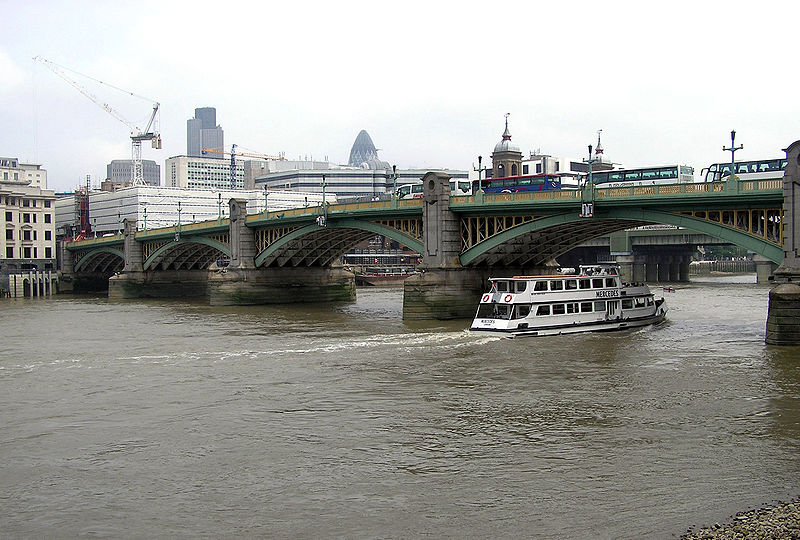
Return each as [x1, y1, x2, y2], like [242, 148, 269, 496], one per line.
[106, 159, 160, 187]
[54, 186, 332, 235]
[1, 157, 48, 189]
[348, 130, 390, 170]
[1, 157, 57, 288]
[256, 130, 467, 198]
[165, 155, 245, 190]
[187, 107, 224, 158]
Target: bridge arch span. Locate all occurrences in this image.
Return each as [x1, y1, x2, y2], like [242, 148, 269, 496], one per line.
[255, 219, 424, 268]
[460, 208, 782, 267]
[74, 247, 125, 273]
[143, 237, 231, 271]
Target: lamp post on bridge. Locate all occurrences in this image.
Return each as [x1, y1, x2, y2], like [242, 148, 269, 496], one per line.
[263, 184, 269, 215]
[474, 155, 485, 192]
[217, 193, 222, 223]
[143, 206, 147, 231]
[581, 144, 597, 218]
[723, 130, 743, 181]
[176, 201, 182, 241]
[392, 164, 397, 199]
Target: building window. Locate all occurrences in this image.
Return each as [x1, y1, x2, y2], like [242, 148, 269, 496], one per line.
[45, 247, 52, 258]
[44, 214, 51, 223]
[5, 211, 11, 222]
[536, 163, 542, 174]
[22, 230, 31, 241]
[5, 229, 12, 240]
[22, 199, 30, 207]
[522, 165, 529, 175]
[33, 247, 38, 258]
[511, 164, 518, 176]
[23, 247, 31, 258]
[45, 230, 51, 240]
[6, 246, 12, 258]
[44, 200, 51, 208]
[23, 213, 30, 223]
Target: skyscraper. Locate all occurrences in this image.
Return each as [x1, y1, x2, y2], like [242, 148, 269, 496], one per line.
[187, 107, 224, 158]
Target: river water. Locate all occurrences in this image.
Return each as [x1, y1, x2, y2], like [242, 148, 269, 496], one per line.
[1, 276, 799, 538]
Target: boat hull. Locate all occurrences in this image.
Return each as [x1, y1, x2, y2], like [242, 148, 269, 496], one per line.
[470, 312, 666, 338]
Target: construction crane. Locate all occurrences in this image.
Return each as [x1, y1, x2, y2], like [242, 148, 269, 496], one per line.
[202, 145, 286, 190]
[33, 56, 162, 186]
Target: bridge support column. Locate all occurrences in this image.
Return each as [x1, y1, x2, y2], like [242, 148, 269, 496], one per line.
[668, 260, 680, 282]
[632, 258, 646, 283]
[679, 259, 690, 282]
[403, 171, 480, 320]
[57, 239, 75, 292]
[109, 218, 147, 299]
[614, 254, 635, 284]
[753, 254, 777, 284]
[657, 259, 670, 282]
[645, 262, 658, 283]
[766, 140, 800, 345]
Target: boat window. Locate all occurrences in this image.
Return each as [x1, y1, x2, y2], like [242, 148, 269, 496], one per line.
[495, 281, 509, 293]
[592, 278, 604, 288]
[550, 280, 564, 291]
[536, 305, 550, 316]
[647, 297, 654, 306]
[593, 300, 606, 311]
[622, 299, 633, 309]
[635, 298, 646, 307]
[552, 304, 566, 315]
[476, 303, 512, 319]
[566, 302, 579, 314]
[580, 301, 593, 312]
[514, 281, 527, 293]
[579, 279, 591, 289]
[534, 281, 548, 292]
[605, 278, 617, 287]
[513, 304, 531, 319]
[565, 279, 578, 290]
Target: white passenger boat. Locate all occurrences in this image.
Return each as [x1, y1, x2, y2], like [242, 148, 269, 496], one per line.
[469, 264, 667, 337]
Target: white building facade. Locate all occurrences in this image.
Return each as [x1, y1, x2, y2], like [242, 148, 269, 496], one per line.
[1, 159, 57, 290]
[55, 186, 332, 235]
[165, 155, 245, 190]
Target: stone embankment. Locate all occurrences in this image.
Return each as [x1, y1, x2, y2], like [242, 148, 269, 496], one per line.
[681, 498, 800, 539]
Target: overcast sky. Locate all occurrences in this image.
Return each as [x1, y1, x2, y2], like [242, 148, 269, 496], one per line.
[1, 0, 798, 192]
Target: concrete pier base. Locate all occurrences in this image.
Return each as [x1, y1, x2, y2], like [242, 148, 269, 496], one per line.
[109, 267, 356, 306]
[403, 268, 487, 320]
[208, 266, 355, 306]
[765, 283, 800, 345]
[754, 254, 777, 284]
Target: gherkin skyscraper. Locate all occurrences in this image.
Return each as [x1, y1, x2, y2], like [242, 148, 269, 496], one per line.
[348, 130, 389, 170]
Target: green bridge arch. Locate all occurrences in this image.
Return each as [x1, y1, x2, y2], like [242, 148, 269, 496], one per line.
[143, 237, 231, 270]
[74, 247, 125, 272]
[460, 207, 783, 266]
[254, 218, 424, 267]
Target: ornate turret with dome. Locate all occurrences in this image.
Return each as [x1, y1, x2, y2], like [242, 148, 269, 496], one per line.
[491, 113, 523, 179]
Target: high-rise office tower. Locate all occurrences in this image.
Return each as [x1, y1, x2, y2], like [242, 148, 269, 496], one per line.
[187, 107, 224, 158]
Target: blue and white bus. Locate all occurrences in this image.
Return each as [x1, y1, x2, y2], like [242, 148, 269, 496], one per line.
[589, 165, 694, 187]
[396, 179, 472, 199]
[471, 173, 562, 194]
[701, 158, 786, 183]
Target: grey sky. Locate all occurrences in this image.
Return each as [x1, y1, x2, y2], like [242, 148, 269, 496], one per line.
[1, 0, 798, 192]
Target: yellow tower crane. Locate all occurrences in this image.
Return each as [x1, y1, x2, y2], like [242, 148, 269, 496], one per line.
[202, 145, 286, 190]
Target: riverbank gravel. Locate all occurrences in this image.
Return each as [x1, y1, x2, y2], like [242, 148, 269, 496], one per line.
[681, 498, 800, 539]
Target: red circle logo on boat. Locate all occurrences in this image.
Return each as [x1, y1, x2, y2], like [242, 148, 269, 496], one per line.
[482, 294, 490, 303]
[504, 294, 512, 303]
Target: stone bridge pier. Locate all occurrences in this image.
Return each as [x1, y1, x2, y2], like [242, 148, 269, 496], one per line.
[766, 140, 800, 345]
[402, 172, 487, 320]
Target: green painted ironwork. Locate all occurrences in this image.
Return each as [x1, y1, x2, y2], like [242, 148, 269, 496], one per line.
[142, 236, 231, 271]
[74, 246, 125, 272]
